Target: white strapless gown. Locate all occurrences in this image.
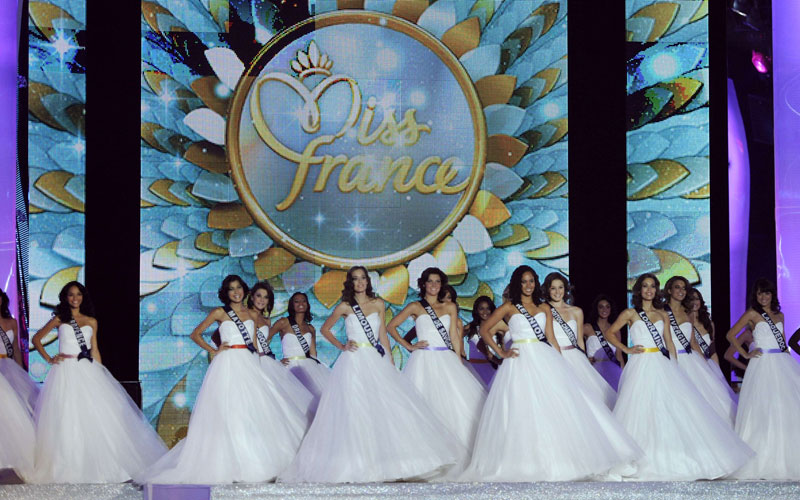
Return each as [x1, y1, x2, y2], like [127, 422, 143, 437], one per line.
[463, 312, 641, 482]
[586, 334, 622, 391]
[136, 319, 307, 484]
[614, 320, 753, 480]
[553, 318, 617, 409]
[279, 312, 463, 483]
[33, 324, 167, 483]
[403, 314, 487, 476]
[281, 328, 330, 410]
[0, 373, 35, 481]
[0, 328, 40, 414]
[733, 320, 800, 479]
[254, 325, 315, 420]
[700, 332, 731, 386]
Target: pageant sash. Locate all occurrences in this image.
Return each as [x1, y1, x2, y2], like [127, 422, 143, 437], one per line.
[664, 305, 693, 355]
[513, 303, 549, 344]
[761, 312, 788, 352]
[255, 326, 275, 359]
[550, 306, 584, 354]
[0, 324, 12, 357]
[223, 306, 256, 353]
[68, 317, 93, 362]
[350, 301, 385, 356]
[636, 309, 669, 358]
[592, 323, 620, 366]
[693, 326, 713, 359]
[288, 316, 320, 363]
[418, 298, 454, 351]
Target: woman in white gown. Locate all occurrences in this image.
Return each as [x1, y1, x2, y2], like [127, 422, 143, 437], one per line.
[270, 292, 330, 411]
[248, 282, 314, 419]
[544, 273, 616, 409]
[462, 296, 506, 387]
[387, 268, 487, 475]
[31, 281, 167, 483]
[582, 295, 624, 391]
[728, 278, 800, 479]
[136, 275, 307, 484]
[0, 289, 40, 414]
[662, 277, 737, 425]
[605, 273, 753, 480]
[463, 265, 641, 482]
[684, 288, 731, 386]
[0, 371, 35, 481]
[280, 266, 462, 482]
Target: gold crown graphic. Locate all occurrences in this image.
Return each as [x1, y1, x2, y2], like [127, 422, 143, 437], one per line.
[290, 41, 333, 79]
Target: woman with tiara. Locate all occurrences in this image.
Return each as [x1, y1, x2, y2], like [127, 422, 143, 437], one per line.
[729, 278, 800, 479]
[280, 266, 462, 482]
[387, 268, 487, 475]
[685, 287, 730, 385]
[0, 288, 40, 413]
[462, 295, 506, 386]
[662, 276, 737, 425]
[544, 273, 616, 409]
[463, 265, 641, 482]
[582, 294, 624, 391]
[31, 281, 167, 483]
[605, 273, 752, 480]
[270, 291, 330, 411]
[136, 275, 306, 484]
[248, 281, 314, 419]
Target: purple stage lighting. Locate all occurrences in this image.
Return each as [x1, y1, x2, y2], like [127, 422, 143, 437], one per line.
[751, 50, 770, 74]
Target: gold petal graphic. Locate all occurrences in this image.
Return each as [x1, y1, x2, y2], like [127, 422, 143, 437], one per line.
[267, 275, 285, 292]
[392, 0, 429, 23]
[35, 171, 84, 212]
[524, 231, 568, 260]
[682, 184, 710, 199]
[432, 236, 468, 276]
[143, 70, 170, 95]
[153, 241, 208, 270]
[448, 273, 466, 286]
[184, 141, 229, 174]
[533, 2, 560, 37]
[29, 204, 45, 214]
[651, 249, 700, 286]
[457, 281, 493, 311]
[195, 232, 228, 256]
[469, 0, 496, 26]
[140, 281, 169, 297]
[337, 0, 364, 9]
[156, 376, 192, 448]
[475, 75, 517, 107]
[314, 270, 347, 309]
[141, 199, 155, 208]
[254, 247, 295, 280]
[487, 134, 527, 167]
[207, 203, 253, 230]
[656, 77, 703, 118]
[469, 190, 511, 228]
[628, 159, 689, 200]
[29, 82, 67, 132]
[41, 266, 82, 307]
[522, 118, 568, 150]
[532, 67, 562, 100]
[631, 2, 679, 42]
[190, 75, 229, 116]
[150, 179, 190, 207]
[441, 17, 481, 59]
[529, 171, 567, 198]
[141, 122, 169, 153]
[142, 1, 174, 36]
[378, 265, 409, 305]
[29, 2, 80, 41]
[494, 224, 530, 247]
[690, 0, 709, 23]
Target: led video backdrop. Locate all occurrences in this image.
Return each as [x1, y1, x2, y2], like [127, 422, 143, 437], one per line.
[625, 0, 710, 303]
[139, 0, 569, 444]
[27, 1, 87, 382]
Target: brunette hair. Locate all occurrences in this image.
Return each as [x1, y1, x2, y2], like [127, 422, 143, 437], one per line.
[341, 266, 376, 304]
[631, 273, 663, 310]
[55, 281, 95, 322]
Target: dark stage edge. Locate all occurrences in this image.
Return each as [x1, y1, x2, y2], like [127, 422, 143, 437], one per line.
[1, 481, 800, 499]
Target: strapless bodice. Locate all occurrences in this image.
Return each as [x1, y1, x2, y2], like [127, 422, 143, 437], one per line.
[219, 319, 254, 346]
[0, 326, 14, 355]
[667, 321, 693, 352]
[507, 312, 547, 341]
[414, 314, 452, 347]
[281, 327, 313, 357]
[552, 317, 579, 346]
[629, 319, 664, 347]
[753, 321, 785, 350]
[57, 323, 94, 355]
[344, 312, 382, 344]
[586, 334, 615, 358]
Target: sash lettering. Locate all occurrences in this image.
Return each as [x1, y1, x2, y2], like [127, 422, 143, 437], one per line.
[513, 304, 549, 344]
[223, 306, 257, 353]
[592, 322, 620, 366]
[288, 316, 320, 363]
[550, 306, 585, 354]
[692, 326, 713, 359]
[350, 300, 385, 356]
[255, 326, 275, 359]
[68, 317, 93, 362]
[761, 312, 788, 352]
[664, 305, 692, 354]
[636, 309, 669, 358]
[418, 298, 454, 351]
[0, 324, 13, 357]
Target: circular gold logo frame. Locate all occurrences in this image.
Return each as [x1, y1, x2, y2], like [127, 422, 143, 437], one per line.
[227, 11, 486, 270]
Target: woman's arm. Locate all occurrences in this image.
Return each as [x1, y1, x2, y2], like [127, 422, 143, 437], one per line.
[319, 303, 350, 351]
[542, 306, 561, 354]
[376, 301, 393, 365]
[604, 309, 642, 356]
[661, 311, 678, 360]
[89, 318, 102, 365]
[308, 325, 319, 357]
[479, 303, 516, 358]
[10, 320, 24, 368]
[32, 315, 61, 364]
[189, 309, 225, 356]
[726, 310, 760, 359]
[574, 307, 586, 351]
[386, 303, 427, 351]
[447, 304, 463, 358]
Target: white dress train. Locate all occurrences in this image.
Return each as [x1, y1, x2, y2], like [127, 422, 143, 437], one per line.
[281, 328, 330, 410]
[0, 374, 35, 481]
[255, 325, 315, 420]
[0, 327, 40, 414]
[553, 318, 617, 409]
[586, 334, 622, 391]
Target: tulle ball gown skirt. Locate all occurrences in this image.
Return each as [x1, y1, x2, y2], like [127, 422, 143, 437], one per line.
[32, 358, 167, 483]
[0, 358, 40, 414]
[136, 349, 307, 484]
[257, 355, 315, 420]
[561, 348, 617, 409]
[0, 374, 35, 481]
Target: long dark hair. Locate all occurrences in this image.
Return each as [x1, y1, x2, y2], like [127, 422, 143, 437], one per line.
[505, 265, 542, 305]
[749, 278, 781, 313]
[341, 266, 376, 304]
[248, 281, 274, 315]
[588, 294, 615, 325]
[683, 287, 713, 334]
[55, 281, 95, 322]
[217, 274, 249, 306]
[287, 292, 313, 322]
[542, 272, 572, 303]
[417, 267, 448, 302]
[631, 273, 663, 310]
[663, 275, 690, 308]
[0, 289, 10, 319]
[466, 295, 495, 335]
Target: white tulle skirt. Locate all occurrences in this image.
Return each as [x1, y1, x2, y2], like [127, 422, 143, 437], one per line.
[32, 358, 167, 483]
[561, 348, 617, 409]
[279, 346, 463, 483]
[733, 351, 800, 479]
[0, 374, 35, 481]
[0, 358, 40, 414]
[136, 349, 307, 484]
[593, 358, 622, 391]
[462, 341, 641, 482]
[403, 349, 487, 475]
[285, 357, 330, 411]
[614, 352, 753, 480]
[676, 352, 738, 425]
[257, 354, 315, 420]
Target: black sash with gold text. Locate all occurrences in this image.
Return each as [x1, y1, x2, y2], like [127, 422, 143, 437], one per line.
[419, 298, 454, 351]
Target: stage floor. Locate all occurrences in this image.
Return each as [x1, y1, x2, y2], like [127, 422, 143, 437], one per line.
[1, 481, 799, 500]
